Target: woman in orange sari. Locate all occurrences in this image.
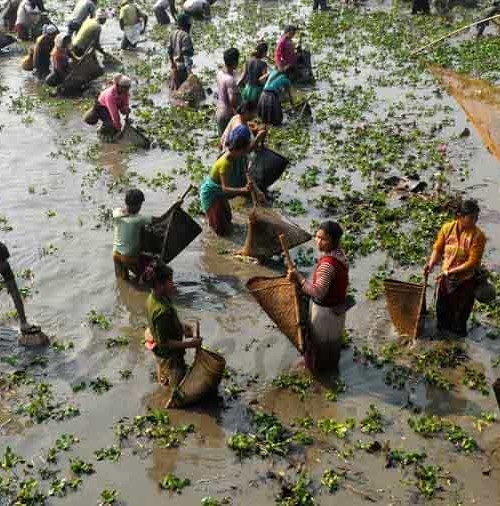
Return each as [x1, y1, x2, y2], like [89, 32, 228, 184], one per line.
[425, 200, 486, 337]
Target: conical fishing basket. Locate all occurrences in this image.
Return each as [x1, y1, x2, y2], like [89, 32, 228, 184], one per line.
[60, 51, 103, 93]
[167, 348, 226, 408]
[171, 73, 205, 107]
[384, 279, 426, 338]
[250, 147, 289, 190]
[242, 207, 311, 258]
[118, 123, 151, 149]
[246, 275, 307, 353]
[141, 204, 202, 263]
[0, 33, 15, 50]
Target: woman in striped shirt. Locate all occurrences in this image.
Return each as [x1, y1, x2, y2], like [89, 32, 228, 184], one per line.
[288, 221, 349, 373]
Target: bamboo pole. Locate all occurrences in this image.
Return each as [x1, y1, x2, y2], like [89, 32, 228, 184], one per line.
[411, 13, 500, 56]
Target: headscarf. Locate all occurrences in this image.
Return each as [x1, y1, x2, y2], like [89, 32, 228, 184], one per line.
[113, 73, 132, 88]
[227, 124, 251, 150]
[96, 8, 107, 20]
[42, 23, 58, 35]
[54, 32, 68, 49]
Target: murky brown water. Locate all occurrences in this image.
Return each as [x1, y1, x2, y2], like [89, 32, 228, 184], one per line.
[2, 1, 500, 505]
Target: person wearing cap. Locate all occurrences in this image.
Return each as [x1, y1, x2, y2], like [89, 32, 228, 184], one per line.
[167, 12, 194, 90]
[112, 189, 172, 280]
[0, 241, 40, 335]
[200, 124, 254, 236]
[67, 0, 97, 37]
[216, 47, 241, 135]
[32, 22, 57, 78]
[15, 0, 43, 40]
[89, 74, 131, 137]
[182, 0, 216, 18]
[46, 32, 72, 86]
[424, 199, 487, 337]
[71, 7, 107, 58]
[274, 25, 299, 71]
[153, 0, 176, 25]
[119, 0, 148, 50]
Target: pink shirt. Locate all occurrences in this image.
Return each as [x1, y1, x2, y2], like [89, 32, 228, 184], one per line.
[274, 35, 297, 68]
[98, 84, 130, 130]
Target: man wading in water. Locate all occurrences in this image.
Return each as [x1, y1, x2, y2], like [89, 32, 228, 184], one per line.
[0, 241, 40, 336]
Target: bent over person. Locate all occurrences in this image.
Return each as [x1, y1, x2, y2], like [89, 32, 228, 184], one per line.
[144, 261, 202, 387]
[0, 241, 40, 335]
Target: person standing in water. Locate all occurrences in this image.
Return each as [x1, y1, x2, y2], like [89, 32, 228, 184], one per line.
[238, 41, 269, 104]
[167, 13, 194, 90]
[0, 242, 40, 335]
[288, 221, 349, 373]
[119, 0, 148, 50]
[153, 0, 176, 25]
[67, 0, 96, 37]
[144, 261, 202, 387]
[425, 199, 487, 337]
[216, 47, 241, 135]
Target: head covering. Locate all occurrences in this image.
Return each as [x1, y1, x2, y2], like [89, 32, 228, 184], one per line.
[113, 74, 132, 88]
[54, 32, 68, 49]
[177, 12, 192, 30]
[228, 124, 251, 150]
[96, 8, 107, 20]
[42, 24, 58, 35]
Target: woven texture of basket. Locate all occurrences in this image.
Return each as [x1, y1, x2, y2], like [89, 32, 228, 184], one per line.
[384, 279, 426, 338]
[60, 52, 103, 93]
[246, 275, 307, 352]
[242, 207, 311, 258]
[167, 348, 226, 408]
[250, 147, 289, 190]
[118, 123, 151, 149]
[171, 73, 206, 107]
[141, 205, 202, 263]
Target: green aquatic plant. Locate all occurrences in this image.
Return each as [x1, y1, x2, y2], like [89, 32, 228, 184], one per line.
[105, 336, 130, 348]
[273, 373, 314, 400]
[276, 473, 315, 506]
[360, 405, 384, 434]
[461, 366, 489, 396]
[321, 469, 343, 493]
[90, 377, 113, 394]
[95, 445, 121, 463]
[317, 418, 355, 439]
[159, 473, 191, 493]
[70, 458, 94, 475]
[99, 489, 119, 505]
[87, 310, 112, 330]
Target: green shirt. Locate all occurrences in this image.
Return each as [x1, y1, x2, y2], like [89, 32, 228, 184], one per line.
[73, 17, 101, 52]
[146, 293, 184, 360]
[263, 69, 291, 93]
[119, 3, 142, 26]
[112, 208, 152, 257]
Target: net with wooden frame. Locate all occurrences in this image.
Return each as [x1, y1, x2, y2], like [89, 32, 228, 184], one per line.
[167, 323, 226, 408]
[141, 185, 202, 264]
[249, 146, 289, 191]
[60, 50, 103, 94]
[384, 278, 427, 339]
[246, 235, 308, 353]
[171, 73, 206, 107]
[118, 122, 151, 149]
[242, 187, 311, 258]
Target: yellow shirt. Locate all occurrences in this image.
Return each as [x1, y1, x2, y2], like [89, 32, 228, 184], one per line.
[119, 3, 141, 26]
[433, 220, 486, 280]
[209, 153, 232, 185]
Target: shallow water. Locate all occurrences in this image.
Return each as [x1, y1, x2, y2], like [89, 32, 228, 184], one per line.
[1, 1, 500, 505]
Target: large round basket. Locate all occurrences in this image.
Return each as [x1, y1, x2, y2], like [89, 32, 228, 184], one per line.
[250, 147, 289, 191]
[384, 279, 426, 338]
[167, 348, 226, 408]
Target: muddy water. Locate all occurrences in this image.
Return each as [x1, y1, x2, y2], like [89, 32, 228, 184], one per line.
[1, 1, 500, 505]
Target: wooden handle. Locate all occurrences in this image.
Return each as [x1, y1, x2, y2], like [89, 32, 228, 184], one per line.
[279, 234, 294, 269]
[246, 173, 258, 209]
[195, 320, 200, 338]
[179, 184, 195, 204]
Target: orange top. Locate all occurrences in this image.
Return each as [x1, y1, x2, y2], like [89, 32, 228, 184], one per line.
[433, 220, 486, 281]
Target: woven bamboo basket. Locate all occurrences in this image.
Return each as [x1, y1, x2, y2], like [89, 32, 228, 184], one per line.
[246, 275, 308, 353]
[242, 207, 311, 258]
[21, 48, 34, 71]
[171, 73, 205, 107]
[118, 123, 151, 149]
[384, 279, 426, 338]
[60, 51, 103, 94]
[167, 348, 226, 408]
[250, 147, 289, 190]
[141, 186, 201, 263]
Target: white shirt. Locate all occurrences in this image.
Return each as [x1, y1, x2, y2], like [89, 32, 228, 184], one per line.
[183, 0, 207, 12]
[16, 0, 40, 26]
[70, 0, 96, 25]
[153, 0, 171, 9]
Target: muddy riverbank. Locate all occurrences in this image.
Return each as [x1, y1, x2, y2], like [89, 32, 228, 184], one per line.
[2, 0, 500, 504]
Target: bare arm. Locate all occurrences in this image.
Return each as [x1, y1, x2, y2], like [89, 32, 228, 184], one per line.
[220, 170, 251, 197]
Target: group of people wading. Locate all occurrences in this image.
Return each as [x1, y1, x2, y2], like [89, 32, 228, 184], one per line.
[0, 0, 491, 404]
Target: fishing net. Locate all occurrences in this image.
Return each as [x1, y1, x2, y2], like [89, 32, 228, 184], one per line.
[118, 123, 151, 149]
[384, 279, 426, 338]
[59, 51, 103, 94]
[250, 147, 289, 190]
[171, 73, 205, 107]
[246, 275, 308, 353]
[0, 32, 16, 50]
[141, 204, 202, 264]
[242, 207, 311, 258]
[167, 348, 226, 408]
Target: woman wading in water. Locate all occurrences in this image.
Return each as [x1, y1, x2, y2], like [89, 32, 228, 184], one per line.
[288, 221, 349, 373]
[425, 199, 487, 337]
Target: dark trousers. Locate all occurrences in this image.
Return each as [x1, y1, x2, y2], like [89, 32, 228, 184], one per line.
[412, 0, 430, 14]
[67, 21, 81, 37]
[154, 6, 171, 24]
[313, 0, 328, 10]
